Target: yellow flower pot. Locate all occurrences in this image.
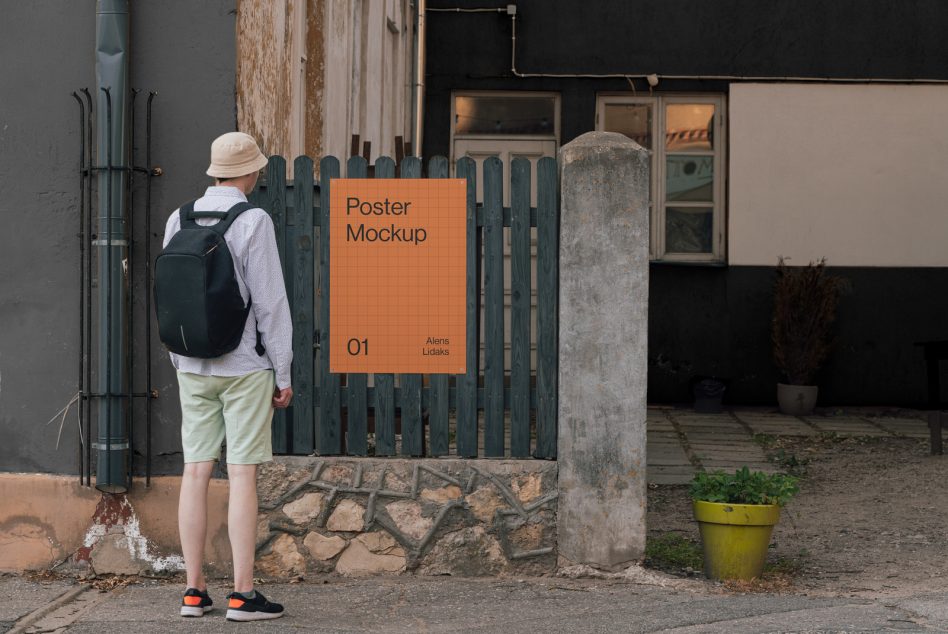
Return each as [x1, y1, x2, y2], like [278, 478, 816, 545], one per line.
[692, 500, 781, 581]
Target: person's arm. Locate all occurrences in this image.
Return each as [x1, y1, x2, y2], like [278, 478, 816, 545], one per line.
[244, 213, 294, 390]
[161, 211, 182, 369]
[162, 210, 180, 248]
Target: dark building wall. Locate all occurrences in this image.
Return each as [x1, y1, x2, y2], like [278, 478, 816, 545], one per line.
[648, 266, 948, 406]
[425, 0, 948, 157]
[424, 0, 948, 407]
[0, 0, 237, 475]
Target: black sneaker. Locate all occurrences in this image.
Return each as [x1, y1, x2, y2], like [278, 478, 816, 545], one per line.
[226, 590, 284, 622]
[180, 587, 213, 617]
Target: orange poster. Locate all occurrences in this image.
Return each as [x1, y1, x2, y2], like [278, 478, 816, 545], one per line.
[329, 178, 467, 374]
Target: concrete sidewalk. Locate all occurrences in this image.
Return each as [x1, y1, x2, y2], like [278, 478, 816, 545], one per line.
[646, 407, 930, 484]
[3, 574, 946, 633]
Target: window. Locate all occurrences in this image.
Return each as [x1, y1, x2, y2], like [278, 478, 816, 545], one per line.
[454, 93, 558, 138]
[597, 95, 726, 262]
[451, 92, 560, 206]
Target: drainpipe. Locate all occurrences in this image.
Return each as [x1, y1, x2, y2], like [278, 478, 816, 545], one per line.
[411, 0, 426, 157]
[95, 0, 129, 493]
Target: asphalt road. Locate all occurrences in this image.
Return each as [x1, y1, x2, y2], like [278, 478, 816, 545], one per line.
[3, 574, 947, 633]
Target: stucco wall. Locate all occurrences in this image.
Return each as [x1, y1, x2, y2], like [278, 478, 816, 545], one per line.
[729, 83, 948, 267]
[0, 0, 237, 475]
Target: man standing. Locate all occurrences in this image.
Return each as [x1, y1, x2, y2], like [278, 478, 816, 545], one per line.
[162, 132, 293, 621]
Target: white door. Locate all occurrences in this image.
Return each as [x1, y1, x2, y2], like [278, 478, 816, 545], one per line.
[452, 138, 556, 206]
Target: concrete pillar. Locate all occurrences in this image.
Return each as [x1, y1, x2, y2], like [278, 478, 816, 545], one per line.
[556, 132, 649, 570]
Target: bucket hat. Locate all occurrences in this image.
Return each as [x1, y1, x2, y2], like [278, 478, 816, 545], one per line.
[206, 132, 268, 178]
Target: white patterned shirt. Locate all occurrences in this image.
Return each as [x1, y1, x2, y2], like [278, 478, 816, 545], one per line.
[162, 186, 293, 388]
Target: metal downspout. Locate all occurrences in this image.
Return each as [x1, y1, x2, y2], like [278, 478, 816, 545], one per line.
[412, 0, 426, 158]
[95, 0, 129, 493]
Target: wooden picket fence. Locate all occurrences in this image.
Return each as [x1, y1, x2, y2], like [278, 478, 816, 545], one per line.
[249, 154, 558, 459]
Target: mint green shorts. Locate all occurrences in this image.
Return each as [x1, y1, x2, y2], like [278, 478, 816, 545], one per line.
[176, 370, 275, 465]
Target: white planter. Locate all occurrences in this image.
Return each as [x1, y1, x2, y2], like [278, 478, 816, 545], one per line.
[777, 383, 818, 416]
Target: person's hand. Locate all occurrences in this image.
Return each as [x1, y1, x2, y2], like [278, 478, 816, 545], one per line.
[272, 386, 293, 409]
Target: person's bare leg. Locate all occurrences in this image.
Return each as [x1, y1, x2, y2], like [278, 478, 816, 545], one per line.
[179, 460, 215, 591]
[227, 463, 258, 593]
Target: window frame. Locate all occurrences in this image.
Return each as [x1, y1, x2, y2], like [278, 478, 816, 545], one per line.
[596, 93, 727, 263]
[450, 90, 562, 147]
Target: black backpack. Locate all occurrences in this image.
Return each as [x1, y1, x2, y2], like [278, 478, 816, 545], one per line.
[154, 200, 265, 359]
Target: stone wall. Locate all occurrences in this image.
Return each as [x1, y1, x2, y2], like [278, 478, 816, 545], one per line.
[255, 458, 558, 577]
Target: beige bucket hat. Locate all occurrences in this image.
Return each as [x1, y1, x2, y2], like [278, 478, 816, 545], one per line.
[206, 132, 268, 178]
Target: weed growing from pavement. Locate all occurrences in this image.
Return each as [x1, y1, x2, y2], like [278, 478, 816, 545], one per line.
[817, 430, 843, 443]
[767, 447, 810, 476]
[645, 533, 703, 572]
[765, 555, 806, 576]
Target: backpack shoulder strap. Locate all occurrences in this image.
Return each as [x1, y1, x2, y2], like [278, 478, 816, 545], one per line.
[178, 200, 200, 228]
[209, 202, 258, 236]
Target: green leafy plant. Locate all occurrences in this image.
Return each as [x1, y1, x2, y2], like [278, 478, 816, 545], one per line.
[772, 257, 845, 385]
[689, 467, 799, 506]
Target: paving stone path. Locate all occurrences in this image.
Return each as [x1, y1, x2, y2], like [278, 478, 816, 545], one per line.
[646, 408, 930, 484]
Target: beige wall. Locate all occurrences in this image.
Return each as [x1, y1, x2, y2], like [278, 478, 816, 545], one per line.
[729, 83, 948, 267]
[0, 475, 230, 573]
[238, 0, 414, 168]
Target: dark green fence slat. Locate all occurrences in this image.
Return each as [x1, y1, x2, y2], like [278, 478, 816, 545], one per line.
[317, 156, 342, 454]
[372, 156, 397, 456]
[257, 157, 288, 453]
[375, 375, 395, 456]
[510, 158, 531, 458]
[292, 156, 315, 453]
[456, 157, 480, 458]
[397, 156, 424, 456]
[401, 375, 423, 456]
[259, 153, 557, 460]
[483, 157, 505, 457]
[265, 156, 289, 275]
[282, 221, 297, 452]
[427, 155, 451, 456]
[536, 156, 558, 459]
[344, 156, 369, 456]
[430, 375, 450, 455]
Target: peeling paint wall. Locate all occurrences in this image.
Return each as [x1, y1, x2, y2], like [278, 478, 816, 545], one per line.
[236, 0, 302, 159]
[238, 0, 414, 166]
[305, 0, 326, 159]
[0, 475, 232, 575]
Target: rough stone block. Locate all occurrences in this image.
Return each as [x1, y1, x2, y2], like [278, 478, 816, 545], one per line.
[512, 473, 542, 504]
[303, 532, 347, 560]
[355, 532, 404, 556]
[335, 537, 406, 575]
[282, 492, 325, 524]
[465, 487, 504, 524]
[420, 485, 463, 504]
[326, 499, 365, 532]
[257, 533, 305, 577]
[417, 527, 505, 576]
[384, 500, 432, 541]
